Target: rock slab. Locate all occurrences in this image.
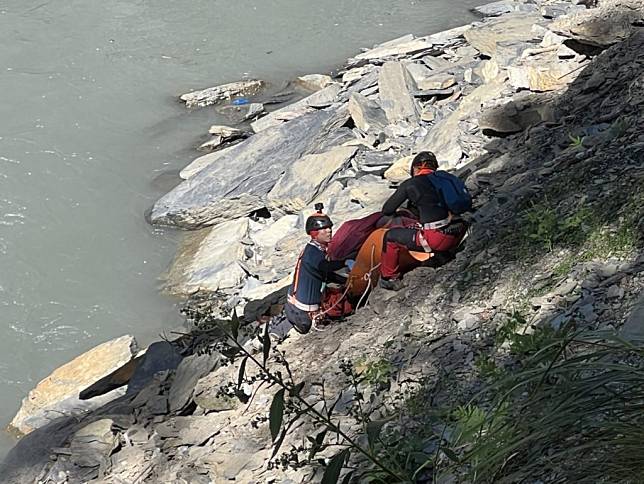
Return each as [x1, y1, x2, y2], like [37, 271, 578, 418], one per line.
[9, 335, 138, 436]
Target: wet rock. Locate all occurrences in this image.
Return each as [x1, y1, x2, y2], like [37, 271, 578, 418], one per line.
[378, 61, 420, 125]
[151, 106, 348, 228]
[295, 74, 335, 91]
[163, 218, 249, 295]
[180, 80, 264, 108]
[9, 335, 138, 436]
[267, 146, 358, 212]
[348, 92, 388, 133]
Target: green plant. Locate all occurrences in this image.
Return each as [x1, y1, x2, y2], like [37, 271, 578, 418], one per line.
[442, 330, 644, 483]
[355, 357, 395, 387]
[567, 133, 584, 149]
[474, 356, 504, 380]
[521, 202, 559, 251]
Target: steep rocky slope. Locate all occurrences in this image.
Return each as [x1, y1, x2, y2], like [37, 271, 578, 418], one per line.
[1, 0, 642, 482]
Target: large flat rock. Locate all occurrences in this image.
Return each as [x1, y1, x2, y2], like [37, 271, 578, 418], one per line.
[267, 146, 358, 212]
[250, 84, 341, 133]
[378, 61, 420, 125]
[163, 218, 249, 295]
[464, 13, 545, 57]
[9, 335, 138, 436]
[348, 92, 388, 133]
[151, 106, 348, 229]
[353, 34, 434, 61]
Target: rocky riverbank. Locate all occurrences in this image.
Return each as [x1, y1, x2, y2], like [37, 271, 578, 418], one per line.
[1, 0, 642, 481]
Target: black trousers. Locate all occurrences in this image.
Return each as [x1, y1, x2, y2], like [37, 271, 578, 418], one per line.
[285, 302, 313, 334]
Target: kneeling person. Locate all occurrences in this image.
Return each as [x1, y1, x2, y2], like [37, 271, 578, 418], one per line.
[380, 151, 469, 290]
[285, 206, 348, 334]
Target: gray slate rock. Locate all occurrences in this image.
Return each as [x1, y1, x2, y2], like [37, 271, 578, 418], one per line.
[127, 342, 183, 395]
[378, 61, 420, 125]
[169, 353, 221, 413]
[348, 92, 388, 133]
[0, 417, 78, 484]
[180, 80, 264, 108]
[151, 106, 348, 229]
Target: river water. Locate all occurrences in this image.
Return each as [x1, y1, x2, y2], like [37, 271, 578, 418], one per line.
[0, 0, 483, 458]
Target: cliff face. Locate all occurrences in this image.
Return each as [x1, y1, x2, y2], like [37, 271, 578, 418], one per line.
[1, 0, 642, 482]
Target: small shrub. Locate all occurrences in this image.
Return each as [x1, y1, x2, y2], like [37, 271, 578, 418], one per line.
[355, 357, 395, 387]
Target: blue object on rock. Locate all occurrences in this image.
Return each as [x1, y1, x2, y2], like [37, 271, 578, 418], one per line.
[232, 98, 250, 105]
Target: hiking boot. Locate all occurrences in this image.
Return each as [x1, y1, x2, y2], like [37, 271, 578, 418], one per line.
[379, 277, 404, 291]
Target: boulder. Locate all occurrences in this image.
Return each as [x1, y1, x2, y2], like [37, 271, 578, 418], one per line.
[250, 84, 341, 133]
[267, 146, 358, 212]
[378, 61, 420, 125]
[384, 155, 414, 183]
[295, 74, 335, 91]
[151, 106, 348, 228]
[551, 0, 644, 46]
[180, 80, 264, 108]
[250, 215, 300, 248]
[464, 13, 545, 57]
[9, 335, 138, 436]
[348, 92, 388, 133]
[507, 58, 587, 91]
[163, 218, 249, 295]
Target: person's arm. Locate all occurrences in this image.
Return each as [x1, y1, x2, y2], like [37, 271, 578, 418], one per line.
[382, 183, 408, 216]
[319, 258, 346, 277]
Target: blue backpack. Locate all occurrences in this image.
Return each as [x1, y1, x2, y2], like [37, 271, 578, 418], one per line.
[426, 171, 472, 215]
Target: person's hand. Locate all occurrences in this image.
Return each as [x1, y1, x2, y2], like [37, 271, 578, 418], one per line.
[345, 259, 355, 270]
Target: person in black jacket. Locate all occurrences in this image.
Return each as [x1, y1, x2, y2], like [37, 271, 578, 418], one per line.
[285, 207, 348, 333]
[380, 151, 467, 290]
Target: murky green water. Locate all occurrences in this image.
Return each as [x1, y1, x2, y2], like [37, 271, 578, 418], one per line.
[0, 0, 483, 457]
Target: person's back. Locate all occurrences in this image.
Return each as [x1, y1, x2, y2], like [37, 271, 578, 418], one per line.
[379, 151, 469, 290]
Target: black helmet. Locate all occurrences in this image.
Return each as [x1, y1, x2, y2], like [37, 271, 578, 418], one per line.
[410, 151, 439, 176]
[305, 203, 333, 234]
